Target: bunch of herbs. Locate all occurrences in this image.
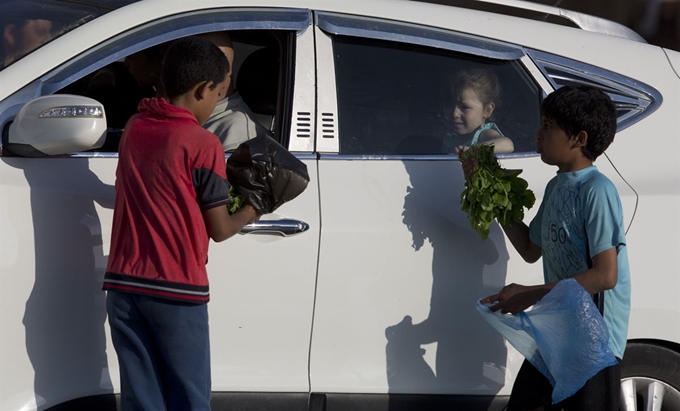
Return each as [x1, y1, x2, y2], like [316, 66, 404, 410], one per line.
[227, 185, 246, 215]
[459, 144, 536, 240]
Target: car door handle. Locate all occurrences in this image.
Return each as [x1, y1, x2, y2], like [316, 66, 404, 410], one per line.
[239, 219, 309, 237]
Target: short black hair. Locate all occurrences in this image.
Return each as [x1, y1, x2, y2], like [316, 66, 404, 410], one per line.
[161, 36, 229, 99]
[541, 86, 617, 160]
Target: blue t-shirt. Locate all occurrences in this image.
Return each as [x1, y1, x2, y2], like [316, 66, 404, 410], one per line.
[529, 166, 631, 359]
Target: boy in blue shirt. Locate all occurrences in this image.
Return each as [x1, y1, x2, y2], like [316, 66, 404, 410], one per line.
[475, 86, 631, 410]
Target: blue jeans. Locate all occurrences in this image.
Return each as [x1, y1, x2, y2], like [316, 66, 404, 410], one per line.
[106, 291, 211, 411]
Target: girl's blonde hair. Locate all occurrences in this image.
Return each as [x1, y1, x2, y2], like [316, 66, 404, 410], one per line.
[449, 68, 501, 107]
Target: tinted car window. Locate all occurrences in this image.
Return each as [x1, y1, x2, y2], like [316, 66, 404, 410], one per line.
[52, 30, 289, 153]
[332, 36, 541, 155]
[0, 0, 141, 71]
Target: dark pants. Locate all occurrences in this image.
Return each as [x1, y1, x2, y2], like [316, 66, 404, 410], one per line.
[506, 358, 621, 411]
[106, 291, 211, 411]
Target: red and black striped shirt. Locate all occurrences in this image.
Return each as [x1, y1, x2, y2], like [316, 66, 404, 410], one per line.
[103, 98, 230, 304]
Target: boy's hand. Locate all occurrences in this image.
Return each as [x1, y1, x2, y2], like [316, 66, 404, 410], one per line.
[481, 283, 549, 315]
[456, 146, 475, 181]
[241, 204, 262, 224]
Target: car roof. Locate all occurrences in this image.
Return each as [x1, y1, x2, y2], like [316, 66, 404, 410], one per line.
[415, 0, 646, 42]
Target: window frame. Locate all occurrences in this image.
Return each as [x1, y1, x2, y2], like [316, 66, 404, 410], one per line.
[526, 49, 663, 132]
[1, 8, 312, 158]
[314, 11, 547, 159]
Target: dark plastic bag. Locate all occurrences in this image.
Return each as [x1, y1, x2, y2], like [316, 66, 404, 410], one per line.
[476, 278, 617, 404]
[226, 135, 309, 214]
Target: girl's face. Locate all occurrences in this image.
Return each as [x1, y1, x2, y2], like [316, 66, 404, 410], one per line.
[450, 87, 494, 136]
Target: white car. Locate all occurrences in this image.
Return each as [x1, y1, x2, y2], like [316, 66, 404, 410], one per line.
[1, 0, 679, 410]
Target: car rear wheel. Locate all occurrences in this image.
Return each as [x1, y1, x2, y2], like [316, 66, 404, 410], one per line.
[620, 342, 680, 411]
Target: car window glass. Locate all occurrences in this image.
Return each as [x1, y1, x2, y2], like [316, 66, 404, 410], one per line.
[332, 36, 541, 155]
[0, 0, 141, 71]
[52, 30, 287, 153]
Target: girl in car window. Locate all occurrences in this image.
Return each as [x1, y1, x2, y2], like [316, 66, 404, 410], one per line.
[442, 68, 514, 154]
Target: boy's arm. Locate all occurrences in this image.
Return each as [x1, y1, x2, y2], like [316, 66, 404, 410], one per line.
[500, 221, 542, 263]
[482, 247, 617, 314]
[203, 204, 259, 243]
[576, 177, 625, 294]
[571, 247, 618, 294]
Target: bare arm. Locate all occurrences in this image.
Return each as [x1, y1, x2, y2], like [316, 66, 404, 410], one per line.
[479, 129, 514, 154]
[203, 204, 259, 243]
[500, 221, 542, 263]
[572, 247, 618, 294]
[482, 247, 618, 314]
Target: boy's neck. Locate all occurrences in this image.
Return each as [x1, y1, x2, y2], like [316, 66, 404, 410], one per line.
[557, 157, 593, 173]
[169, 95, 200, 121]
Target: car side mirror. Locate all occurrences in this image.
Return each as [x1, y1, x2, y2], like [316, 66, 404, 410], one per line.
[6, 94, 107, 157]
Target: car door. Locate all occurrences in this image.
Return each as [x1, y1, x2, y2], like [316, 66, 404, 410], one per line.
[0, 6, 318, 411]
[308, 11, 551, 408]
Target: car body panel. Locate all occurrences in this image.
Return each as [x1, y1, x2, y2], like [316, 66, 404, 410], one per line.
[206, 156, 320, 392]
[0, 157, 116, 410]
[311, 157, 518, 394]
[666, 48, 680, 80]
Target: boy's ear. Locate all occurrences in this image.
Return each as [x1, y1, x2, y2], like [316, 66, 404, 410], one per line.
[576, 130, 588, 146]
[194, 81, 213, 101]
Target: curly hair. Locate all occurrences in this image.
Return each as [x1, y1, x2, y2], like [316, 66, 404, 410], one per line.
[541, 86, 617, 160]
[161, 36, 229, 99]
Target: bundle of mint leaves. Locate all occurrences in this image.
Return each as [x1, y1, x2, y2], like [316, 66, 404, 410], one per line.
[227, 185, 245, 215]
[459, 144, 536, 240]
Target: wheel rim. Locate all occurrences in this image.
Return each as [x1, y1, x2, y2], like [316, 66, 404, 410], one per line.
[621, 377, 680, 411]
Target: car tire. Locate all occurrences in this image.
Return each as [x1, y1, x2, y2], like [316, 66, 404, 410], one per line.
[620, 342, 680, 411]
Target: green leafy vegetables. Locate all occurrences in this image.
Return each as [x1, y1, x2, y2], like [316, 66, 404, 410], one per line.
[227, 185, 245, 215]
[460, 144, 536, 240]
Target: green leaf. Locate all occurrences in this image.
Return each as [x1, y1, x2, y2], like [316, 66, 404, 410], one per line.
[458, 143, 536, 240]
[227, 185, 245, 214]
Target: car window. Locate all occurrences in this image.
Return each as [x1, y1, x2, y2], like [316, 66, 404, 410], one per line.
[0, 0, 141, 71]
[52, 29, 289, 153]
[332, 36, 541, 155]
[0, 8, 310, 158]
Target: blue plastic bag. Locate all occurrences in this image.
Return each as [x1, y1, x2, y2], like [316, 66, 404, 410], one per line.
[476, 278, 617, 404]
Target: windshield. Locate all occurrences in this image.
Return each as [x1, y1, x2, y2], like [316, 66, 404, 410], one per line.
[1, 0, 141, 71]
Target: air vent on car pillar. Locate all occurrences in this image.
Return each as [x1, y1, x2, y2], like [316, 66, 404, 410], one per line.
[295, 112, 312, 138]
[321, 112, 335, 139]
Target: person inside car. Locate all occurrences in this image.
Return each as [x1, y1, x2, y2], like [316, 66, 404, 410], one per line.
[442, 68, 514, 154]
[123, 42, 170, 97]
[1, 17, 54, 69]
[200, 31, 270, 152]
[77, 43, 169, 131]
[115, 31, 268, 152]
